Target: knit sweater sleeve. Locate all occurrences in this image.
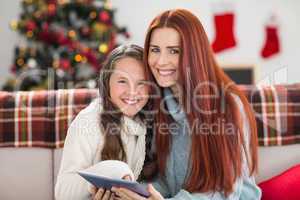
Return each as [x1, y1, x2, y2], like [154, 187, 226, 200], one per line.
[162, 94, 261, 200]
[55, 106, 101, 200]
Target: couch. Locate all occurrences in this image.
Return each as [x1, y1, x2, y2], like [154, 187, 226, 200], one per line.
[1, 85, 300, 200]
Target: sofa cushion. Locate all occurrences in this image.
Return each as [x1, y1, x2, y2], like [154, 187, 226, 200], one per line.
[53, 148, 63, 185]
[0, 148, 53, 200]
[256, 144, 300, 183]
[259, 164, 300, 200]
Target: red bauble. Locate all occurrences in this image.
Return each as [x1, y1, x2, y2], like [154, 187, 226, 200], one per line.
[99, 11, 110, 22]
[59, 59, 71, 70]
[47, 3, 57, 16]
[26, 20, 37, 31]
[57, 32, 68, 45]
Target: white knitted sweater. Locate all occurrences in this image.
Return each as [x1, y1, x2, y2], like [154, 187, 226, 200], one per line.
[55, 98, 146, 200]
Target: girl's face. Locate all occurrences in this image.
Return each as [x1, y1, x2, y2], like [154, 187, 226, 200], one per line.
[109, 57, 149, 118]
[148, 27, 181, 88]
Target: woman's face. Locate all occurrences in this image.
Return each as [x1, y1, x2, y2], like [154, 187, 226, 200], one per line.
[109, 57, 149, 118]
[148, 27, 181, 88]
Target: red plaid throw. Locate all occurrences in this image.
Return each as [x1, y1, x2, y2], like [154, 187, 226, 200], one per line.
[0, 84, 299, 148]
[0, 89, 98, 148]
[240, 84, 300, 146]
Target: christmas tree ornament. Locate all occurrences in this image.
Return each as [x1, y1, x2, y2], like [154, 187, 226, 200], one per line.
[10, 20, 18, 30]
[59, 58, 71, 70]
[99, 10, 110, 22]
[25, 20, 37, 31]
[26, 31, 34, 38]
[68, 30, 77, 39]
[17, 58, 25, 67]
[89, 11, 97, 19]
[74, 54, 83, 62]
[27, 58, 38, 68]
[87, 79, 96, 88]
[98, 43, 108, 53]
[47, 3, 57, 16]
[92, 22, 108, 38]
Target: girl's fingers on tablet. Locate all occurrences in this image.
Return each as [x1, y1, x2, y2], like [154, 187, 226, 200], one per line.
[103, 190, 112, 200]
[94, 188, 104, 200]
[89, 185, 97, 195]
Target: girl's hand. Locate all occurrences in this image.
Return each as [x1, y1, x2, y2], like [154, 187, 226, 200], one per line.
[112, 184, 164, 200]
[89, 174, 133, 200]
[89, 186, 115, 200]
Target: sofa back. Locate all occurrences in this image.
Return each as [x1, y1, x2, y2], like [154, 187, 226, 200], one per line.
[1, 84, 300, 148]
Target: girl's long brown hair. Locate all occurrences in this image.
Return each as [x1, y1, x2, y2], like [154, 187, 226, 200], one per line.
[143, 9, 258, 196]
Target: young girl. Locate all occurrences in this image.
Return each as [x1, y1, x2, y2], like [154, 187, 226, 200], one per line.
[55, 44, 150, 200]
[113, 9, 262, 200]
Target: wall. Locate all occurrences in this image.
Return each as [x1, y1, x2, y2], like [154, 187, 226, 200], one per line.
[1, 0, 300, 88]
[0, 0, 20, 88]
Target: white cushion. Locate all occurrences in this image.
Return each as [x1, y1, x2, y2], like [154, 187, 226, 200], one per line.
[0, 148, 53, 200]
[53, 148, 63, 185]
[256, 144, 300, 183]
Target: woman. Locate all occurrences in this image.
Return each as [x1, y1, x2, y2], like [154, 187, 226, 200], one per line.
[113, 9, 262, 200]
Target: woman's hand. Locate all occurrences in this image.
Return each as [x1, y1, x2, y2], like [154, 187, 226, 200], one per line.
[112, 184, 164, 200]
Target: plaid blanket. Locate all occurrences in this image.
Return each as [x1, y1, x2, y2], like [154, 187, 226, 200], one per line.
[240, 84, 300, 146]
[0, 89, 98, 148]
[0, 84, 299, 148]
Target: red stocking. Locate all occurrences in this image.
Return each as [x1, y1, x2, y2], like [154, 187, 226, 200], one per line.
[261, 25, 280, 58]
[212, 13, 237, 53]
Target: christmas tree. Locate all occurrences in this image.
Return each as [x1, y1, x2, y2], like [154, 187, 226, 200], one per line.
[3, 0, 130, 91]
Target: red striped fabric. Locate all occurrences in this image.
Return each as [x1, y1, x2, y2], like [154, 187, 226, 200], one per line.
[0, 84, 299, 148]
[0, 89, 98, 148]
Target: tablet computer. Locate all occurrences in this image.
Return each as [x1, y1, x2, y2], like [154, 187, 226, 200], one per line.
[78, 171, 150, 198]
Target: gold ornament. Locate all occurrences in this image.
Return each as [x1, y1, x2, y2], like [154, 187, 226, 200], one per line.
[10, 20, 18, 30]
[17, 58, 25, 66]
[74, 54, 83, 62]
[92, 23, 108, 33]
[89, 11, 97, 19]
[68, 30, 76, 39]
[98, 43, 108, 53]
[26, 31, 33, 38]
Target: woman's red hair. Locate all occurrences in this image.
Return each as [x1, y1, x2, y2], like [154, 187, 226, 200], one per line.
[143, 9, 258, 196]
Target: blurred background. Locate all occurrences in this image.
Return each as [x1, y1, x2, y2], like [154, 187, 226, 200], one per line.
[1, 0, 300, 91]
